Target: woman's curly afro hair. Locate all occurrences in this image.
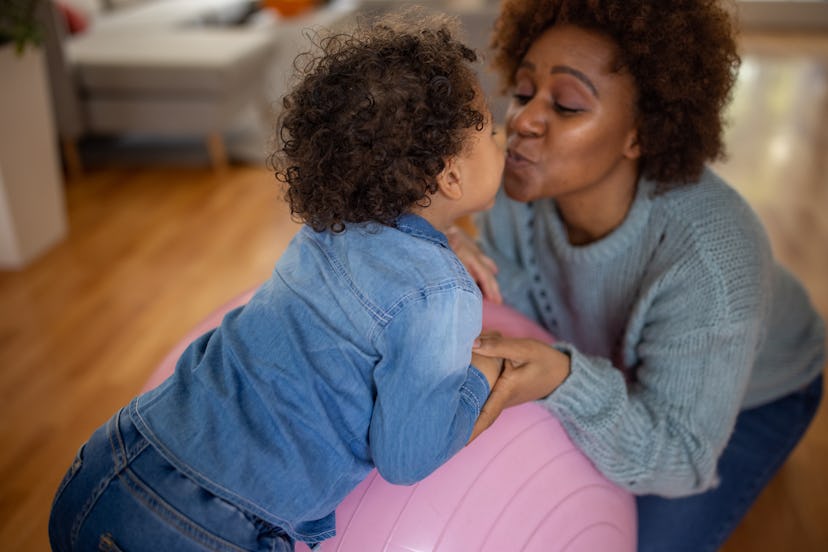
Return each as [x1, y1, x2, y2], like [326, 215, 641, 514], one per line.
[271, 12, 485, 232]
[492, 0, 741, 189]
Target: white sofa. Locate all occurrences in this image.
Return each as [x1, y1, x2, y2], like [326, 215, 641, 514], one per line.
[44, 0, 358, 172]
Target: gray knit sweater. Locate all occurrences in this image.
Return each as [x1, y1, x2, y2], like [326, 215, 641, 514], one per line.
[476, 168, 824, 497]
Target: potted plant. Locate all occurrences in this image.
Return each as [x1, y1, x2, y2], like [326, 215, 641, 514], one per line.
[0, 0, 43, 54]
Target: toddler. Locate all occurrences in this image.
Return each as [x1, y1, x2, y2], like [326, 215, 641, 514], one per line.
[49, 12, 505, 552]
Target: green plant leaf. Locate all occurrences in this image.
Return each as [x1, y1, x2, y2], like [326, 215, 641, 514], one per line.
[0, 0, 44, 54]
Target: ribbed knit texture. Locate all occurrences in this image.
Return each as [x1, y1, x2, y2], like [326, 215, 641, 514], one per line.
[477, 168, 825, 497]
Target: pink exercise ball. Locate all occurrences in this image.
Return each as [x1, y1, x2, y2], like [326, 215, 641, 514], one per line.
[144, 292, 637, 551]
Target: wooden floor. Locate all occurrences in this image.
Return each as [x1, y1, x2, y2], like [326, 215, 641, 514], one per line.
[1, 30, 827, 552]
[713, 30, 828, 552]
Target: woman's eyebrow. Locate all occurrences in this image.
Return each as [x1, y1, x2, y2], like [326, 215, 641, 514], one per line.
[516, 61, 599, 98]
[550, 65, 599, 97]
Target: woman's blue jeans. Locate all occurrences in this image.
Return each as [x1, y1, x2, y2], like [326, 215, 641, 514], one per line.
[48, 408, 295, 552]
[637, 374, 823, 552]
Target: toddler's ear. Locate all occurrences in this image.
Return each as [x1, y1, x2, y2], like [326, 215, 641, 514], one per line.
[436, 156, 464, 200]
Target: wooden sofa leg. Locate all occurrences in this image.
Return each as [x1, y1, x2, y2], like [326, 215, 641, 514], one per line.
[62, 139, 83, 180]
[206, 132, 229, 173]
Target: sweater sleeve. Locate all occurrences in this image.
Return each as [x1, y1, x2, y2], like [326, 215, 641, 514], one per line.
[368, 286, 489, 485]
[543, 196, 776, 497]
[547, 321, 763, 497]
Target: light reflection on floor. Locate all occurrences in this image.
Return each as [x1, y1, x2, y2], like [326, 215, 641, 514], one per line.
[712, 33, 828, 317]
[714, 55, 827, 206]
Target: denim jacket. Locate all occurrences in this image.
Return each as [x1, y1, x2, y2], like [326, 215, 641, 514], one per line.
[131, 214, 490, 544]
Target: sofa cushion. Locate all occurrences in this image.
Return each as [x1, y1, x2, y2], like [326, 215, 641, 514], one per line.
[66, 29, 277, 94]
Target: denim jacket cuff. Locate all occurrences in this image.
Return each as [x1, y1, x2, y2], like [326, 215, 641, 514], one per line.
[461, 365, 491, 416]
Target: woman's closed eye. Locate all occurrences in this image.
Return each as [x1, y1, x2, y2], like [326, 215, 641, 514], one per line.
[554, 102, 582, 115]
[512, 93, 584, 115]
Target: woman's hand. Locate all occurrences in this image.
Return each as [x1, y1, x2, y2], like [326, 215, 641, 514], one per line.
[474, 335, 571, 410]
[471, 351, 503, 392]
[446, 225, 502, 304]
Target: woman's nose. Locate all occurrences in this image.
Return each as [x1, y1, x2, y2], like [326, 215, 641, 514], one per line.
[508, 98, 545, 138]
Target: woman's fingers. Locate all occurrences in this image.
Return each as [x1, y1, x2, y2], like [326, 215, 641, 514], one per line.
[473, 262, 503, 305]
[447, 225, 503, 304]
[457, 249, 501, 303]
[478, 252, 499, 275]
[471, 352, 503, 391]
[474, 336, 571, 407]
[473, 335, 537, 363]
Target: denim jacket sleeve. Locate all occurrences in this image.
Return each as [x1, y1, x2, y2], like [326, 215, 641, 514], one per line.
[368, 284, 490, 485]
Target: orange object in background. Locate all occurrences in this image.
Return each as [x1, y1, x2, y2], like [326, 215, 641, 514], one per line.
[261, 0, 318, 18]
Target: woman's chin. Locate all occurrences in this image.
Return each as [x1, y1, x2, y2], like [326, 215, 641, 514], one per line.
[503, 176, 538, 203]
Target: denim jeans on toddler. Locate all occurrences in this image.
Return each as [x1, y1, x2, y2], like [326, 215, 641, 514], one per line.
[637, 374, 823, 552]
[48, 408, 295, 552]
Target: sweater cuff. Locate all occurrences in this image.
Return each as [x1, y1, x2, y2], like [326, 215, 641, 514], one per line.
[542, 342, 626, 433]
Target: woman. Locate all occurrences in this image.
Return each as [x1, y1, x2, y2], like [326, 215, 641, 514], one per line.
[454, 1, 825, 550]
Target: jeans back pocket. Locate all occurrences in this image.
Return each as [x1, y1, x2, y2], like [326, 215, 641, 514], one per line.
[53, 443, 86, 506]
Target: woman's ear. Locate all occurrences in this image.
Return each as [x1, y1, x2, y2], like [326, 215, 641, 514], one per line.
[624, 128, 641, 160]
[435, 156, 464, 200]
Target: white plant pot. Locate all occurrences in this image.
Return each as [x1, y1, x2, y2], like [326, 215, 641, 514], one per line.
[0, 43, 68, 269]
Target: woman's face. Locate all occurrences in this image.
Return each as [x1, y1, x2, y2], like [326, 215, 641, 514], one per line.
[503, 25, 641, 203]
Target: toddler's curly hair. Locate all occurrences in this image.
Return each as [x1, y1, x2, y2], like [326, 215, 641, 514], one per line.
[271, 12, 485, 232]
[492, 0, 741, 189]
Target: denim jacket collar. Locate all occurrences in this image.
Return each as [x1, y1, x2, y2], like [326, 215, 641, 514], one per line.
[395, 213, 448, 249]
